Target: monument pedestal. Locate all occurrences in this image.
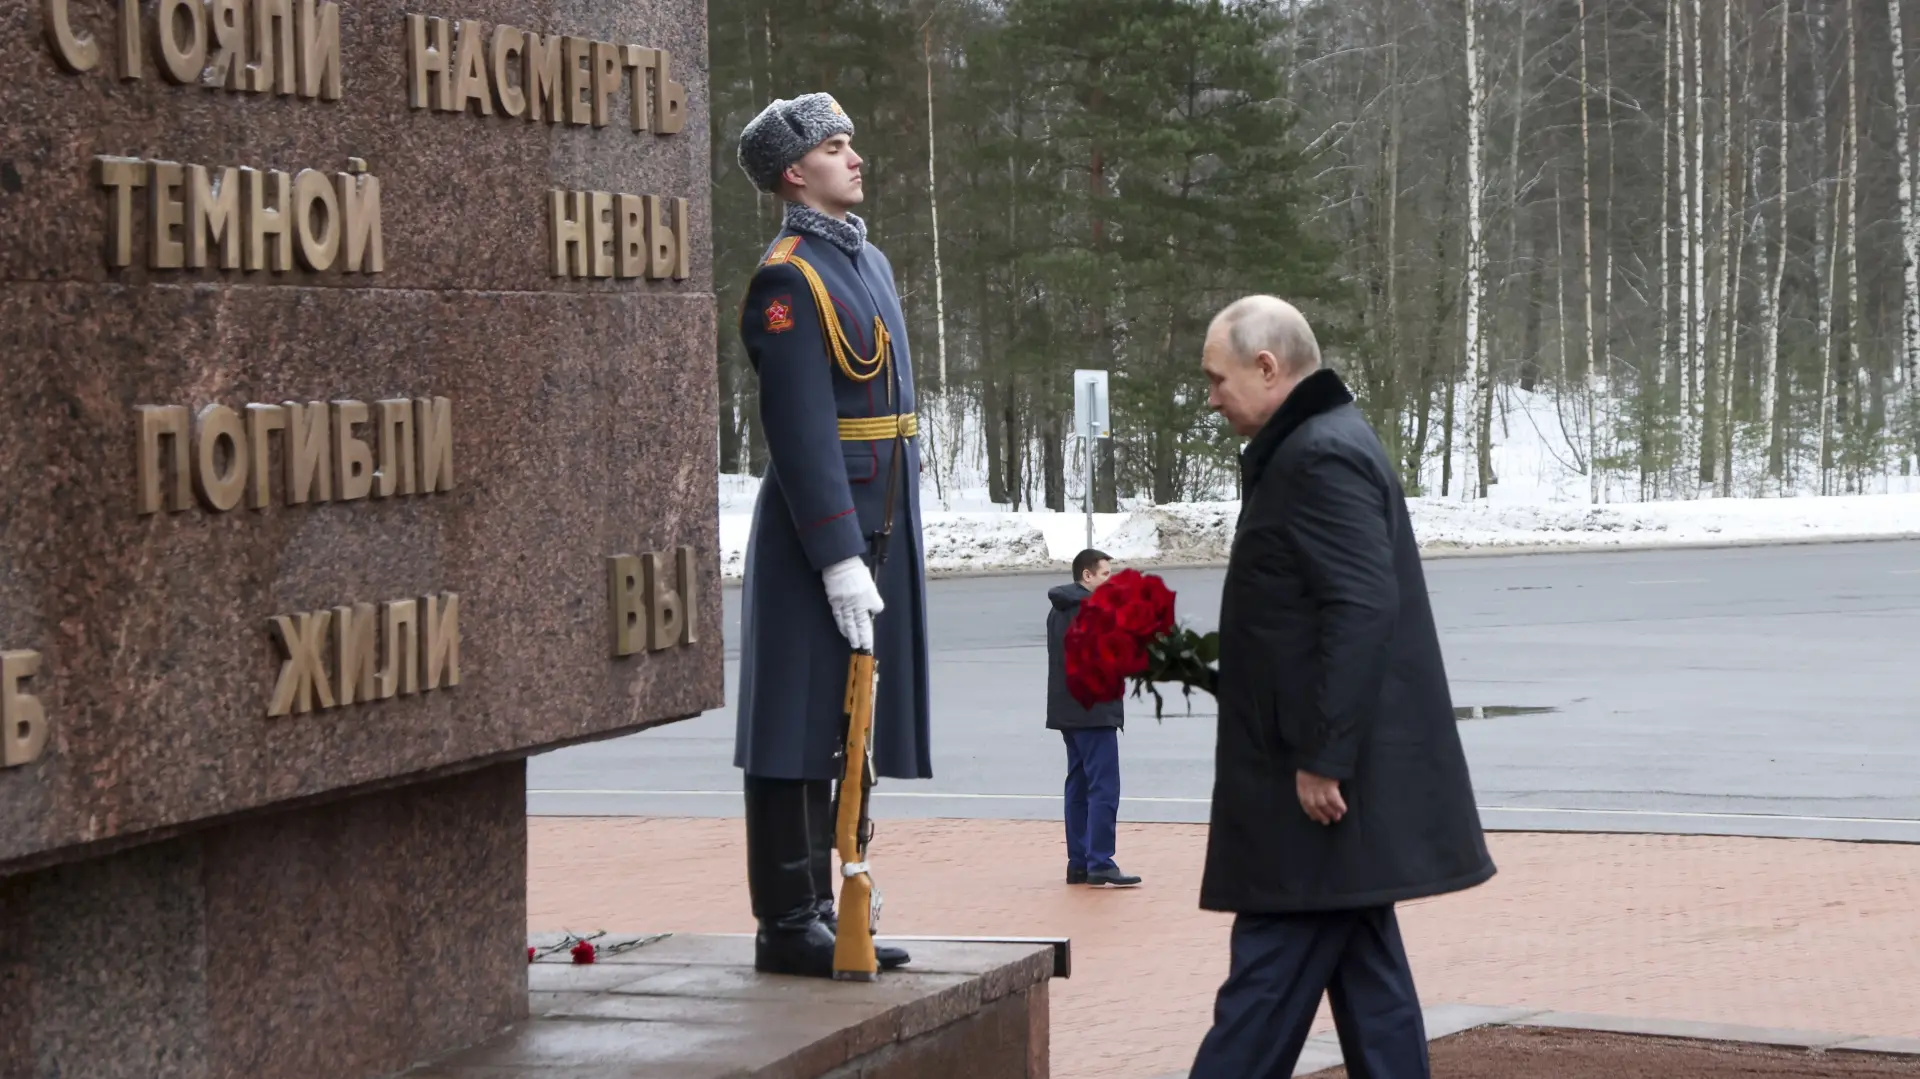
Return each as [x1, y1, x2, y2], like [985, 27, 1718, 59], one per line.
[483, 934, 1056, 1079]
[1, 763, 531, 1076]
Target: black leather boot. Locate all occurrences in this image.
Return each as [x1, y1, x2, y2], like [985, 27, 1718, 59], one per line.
[745, 774, 836, 978]
[809, 779, 911, 971]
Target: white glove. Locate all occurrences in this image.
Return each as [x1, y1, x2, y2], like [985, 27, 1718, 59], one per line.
[822, 556, 885, 651]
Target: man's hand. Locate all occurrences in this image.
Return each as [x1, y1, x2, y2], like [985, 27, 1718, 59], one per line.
[823, 556, 885, 651]
[1296, 770, 1347, 825]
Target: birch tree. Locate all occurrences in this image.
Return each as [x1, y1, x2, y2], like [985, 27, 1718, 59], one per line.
[1463, 0, 1489, 499]
[1578, 0, 1601, 502]
[1764, 0, 1790, 482]
[1889, 0, 1919, 468]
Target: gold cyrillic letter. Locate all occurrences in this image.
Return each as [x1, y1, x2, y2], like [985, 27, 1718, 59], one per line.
[563, 35, 593, 125]
[673, 196, 690, 280]
[591, 40, 620, 127]
[206, 0, 248, 90]
[590, 190, 615, 278]
[186, 164, 241, 269]
[608, 554, 642, 657]
[268, 611, 334, 717]
[491, 25, 527, 117]
[155, 0, 208, 83]
[335, 171, 384, 273]
[451, 19, 491, 115]
[644, 551, 684, 651]
[525, 31, 564, 122]
[245, 403, 287, 509]
[616, 194, 645, 278]
[408, 13, 452, 110]
[550, 189, 588, 277]
[250, 0, 295, 95]
[374, 399, 417, 497]
[653, 48, 686, 134]
[137, 404, 191, 514]
[623, 46, 656, 132]
[294, 0, 341, 100]
[98, 156, 147, 268]
[332, 601, 377, 705]
[45, 0, 100, 73]
[379, 599, 419, 698]
[293, 168, 339, 271]
[192, 403, 248, 512]
[118, 0, 142, 79]
[148, 160, 187, 269]
[331, 400, 373, 501]
[283, 400, 332, 504]
[643, 193, 674, 280]
[677, 545, 700, 644]
[244, 166, 292, 272]
[421, 593, 460, 690]
[1, 651, 49, 768]
[415, 395, 454, 493]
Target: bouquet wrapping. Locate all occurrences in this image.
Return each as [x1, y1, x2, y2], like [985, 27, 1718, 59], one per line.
[1062, 569, 1219, 718]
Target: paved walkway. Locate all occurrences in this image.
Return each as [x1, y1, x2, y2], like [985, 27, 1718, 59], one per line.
[528, 819, 1920, 1079]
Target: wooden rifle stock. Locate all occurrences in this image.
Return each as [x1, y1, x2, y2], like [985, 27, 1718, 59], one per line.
[833, 648, 880, 980]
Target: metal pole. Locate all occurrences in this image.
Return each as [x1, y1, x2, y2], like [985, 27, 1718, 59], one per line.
[1084, 418, 1095, 549]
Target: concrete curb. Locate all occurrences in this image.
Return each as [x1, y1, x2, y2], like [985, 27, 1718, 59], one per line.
[1149, 1003, 1920, 1078]
[722, 530, 1920, 584]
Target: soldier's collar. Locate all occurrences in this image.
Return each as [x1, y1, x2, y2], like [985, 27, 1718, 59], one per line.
[783, 201, 868, 258]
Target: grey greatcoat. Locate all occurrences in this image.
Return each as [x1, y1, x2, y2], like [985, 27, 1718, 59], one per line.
[733, 225, 933, 782]
[1199, 368, 1495, 914]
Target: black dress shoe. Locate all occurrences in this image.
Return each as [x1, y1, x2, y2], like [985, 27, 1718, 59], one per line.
[1067, 865, 1088, 885]
[818, 902, 911, 969]
[755, 917, 838, 978]
[1087, 865, 1142, 888]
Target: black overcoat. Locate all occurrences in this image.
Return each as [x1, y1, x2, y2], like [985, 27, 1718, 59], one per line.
[1045, 584, 1125, 731]
[732, 227, 933, 782]
[1199, 368, 1495, 914]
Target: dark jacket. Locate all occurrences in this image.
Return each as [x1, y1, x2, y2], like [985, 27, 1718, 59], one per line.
[1198, 368, 1495, 914]
[1045, 584, 1124, 731]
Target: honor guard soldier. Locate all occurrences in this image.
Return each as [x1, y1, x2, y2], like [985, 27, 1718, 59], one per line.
[732, 93, 932, 978]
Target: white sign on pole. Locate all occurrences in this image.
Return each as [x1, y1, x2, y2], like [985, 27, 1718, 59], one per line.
[1072, 370, 1110, 439]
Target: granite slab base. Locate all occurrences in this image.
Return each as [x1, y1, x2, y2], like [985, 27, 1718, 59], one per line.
[406, 933, 1058, 1079]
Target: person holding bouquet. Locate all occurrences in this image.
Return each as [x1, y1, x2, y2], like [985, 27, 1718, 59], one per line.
[1181, 295, 1496, 1079]
[1045, 549, 1142, 889]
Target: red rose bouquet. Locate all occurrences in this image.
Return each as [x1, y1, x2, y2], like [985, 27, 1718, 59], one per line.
[1062, 569, 1219, 718]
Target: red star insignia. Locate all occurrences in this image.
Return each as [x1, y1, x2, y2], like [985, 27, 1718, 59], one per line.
[764, 295, 794, 333]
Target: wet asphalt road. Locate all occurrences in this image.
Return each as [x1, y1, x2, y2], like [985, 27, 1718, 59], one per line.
[528, 540, 1920, 841]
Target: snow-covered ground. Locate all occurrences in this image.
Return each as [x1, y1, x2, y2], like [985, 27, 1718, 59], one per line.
[716, 386, 1920, 580]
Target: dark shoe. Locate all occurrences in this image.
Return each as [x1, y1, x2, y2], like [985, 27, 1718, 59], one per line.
[1067, 865, 1088, 885]
[1087, 865, 1142, 888]
[755, 918, 837, 978]
[746, 774, 837, 978]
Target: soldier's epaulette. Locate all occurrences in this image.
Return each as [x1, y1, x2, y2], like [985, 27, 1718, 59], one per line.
[761, 236, 804, 267]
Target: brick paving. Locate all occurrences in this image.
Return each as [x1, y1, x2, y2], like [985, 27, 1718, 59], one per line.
[529, 819, 1920, 1079]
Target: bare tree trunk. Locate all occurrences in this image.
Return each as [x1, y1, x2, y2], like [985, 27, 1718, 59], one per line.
[1813, 0, 1836, 490]
[1706, 0, 1736, 489]
[1844, 0, 1861, 492]
[1660, 0, 1675, 482]
[1677, 0, 1695, 455]
[1579, 0, 1601, 501]
[1385, 38, 1404, 478]
[1690, 0, 1708, 488]
[1722, 65, 1750, 498]
[1764, 0, 1791, 482]
[1889, 0, 1919, 469]
[1464, 0, 1489, 499]
[923, 23, 949, 395]
[1603, 0, 1617, 432]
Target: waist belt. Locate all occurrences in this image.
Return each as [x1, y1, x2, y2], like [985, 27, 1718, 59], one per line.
[837, 413, 918, 441]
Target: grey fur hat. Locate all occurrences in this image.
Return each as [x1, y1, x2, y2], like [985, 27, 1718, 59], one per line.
[736, 93, 856, 193]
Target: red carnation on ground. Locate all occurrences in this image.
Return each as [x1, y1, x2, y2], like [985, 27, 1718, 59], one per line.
[571, 939, 597, 964]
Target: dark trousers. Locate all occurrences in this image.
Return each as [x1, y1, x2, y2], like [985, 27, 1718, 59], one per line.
[1061, 727, 1119, 872]
[1188, 907, 1429, 1079]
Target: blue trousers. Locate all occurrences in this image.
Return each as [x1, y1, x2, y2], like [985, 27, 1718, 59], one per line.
[1061, 728, 1119, 873]
[1188, 907, 1429, 1079]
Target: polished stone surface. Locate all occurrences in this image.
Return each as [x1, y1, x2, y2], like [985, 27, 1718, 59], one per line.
[1, 0, 720, 872]
[406, 934, 1056, 1079]
[0, 763, 527, 1079]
